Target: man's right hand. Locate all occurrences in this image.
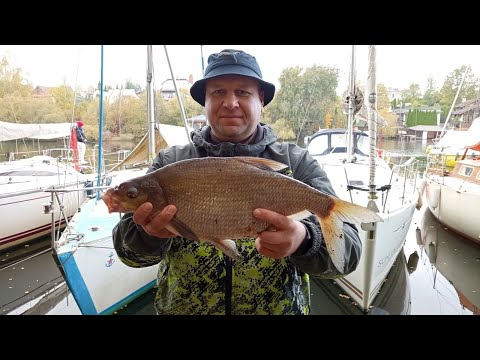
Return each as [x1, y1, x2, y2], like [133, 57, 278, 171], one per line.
[133, 202, 178, 238]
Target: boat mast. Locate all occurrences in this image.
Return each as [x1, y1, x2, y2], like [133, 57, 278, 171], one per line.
[163, 45, 193, 144]
[476, 77, 480, 119]
[147, 45, 156, 163]
[96, 45, 105, 201]
[346, 45, 356, 163]
[366, 45, 379, 207]
[200, 45, 205, 74]
[439, 66, 470, 139]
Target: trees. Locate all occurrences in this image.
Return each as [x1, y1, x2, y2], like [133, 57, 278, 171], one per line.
[438, 65, 478, 121]
[1, 50, 478, 143]
[401, 83, 422, 107]
[423, 77, 441, 107]
[267, 65, 340, 144]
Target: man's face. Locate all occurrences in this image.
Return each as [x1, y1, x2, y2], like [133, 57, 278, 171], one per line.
[204, 75, 264, 143]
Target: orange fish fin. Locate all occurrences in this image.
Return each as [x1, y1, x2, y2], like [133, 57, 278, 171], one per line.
[167, 218, 200, 241]
[315, 213, 348, 274]
[212, 239, 242, 261]
[287, 210, 312, 221]
[234, 156, 288, 172]
[313, 197, 383, 273]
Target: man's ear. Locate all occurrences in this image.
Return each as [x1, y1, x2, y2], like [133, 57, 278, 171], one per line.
[260, 88, 265, 106]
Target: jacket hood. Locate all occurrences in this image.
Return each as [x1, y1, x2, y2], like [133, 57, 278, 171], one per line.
[191, 123, 277, 157]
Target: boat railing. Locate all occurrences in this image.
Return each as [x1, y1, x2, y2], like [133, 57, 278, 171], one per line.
[425, 153, 451, 177]
[381, 150, 410, 168]
[2, 146, 131, 172]
[44, 182, 113, 250]
[383, 155, 419, 211]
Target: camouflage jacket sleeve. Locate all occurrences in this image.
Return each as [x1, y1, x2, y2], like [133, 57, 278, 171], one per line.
[112, 212, 173, 268]
[275, 143, 362, 278]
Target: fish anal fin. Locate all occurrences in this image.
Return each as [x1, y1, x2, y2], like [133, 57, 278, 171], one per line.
[287, 210, 312, 221]
[212, 239, 242, 261]
[234, 156, 288, 172]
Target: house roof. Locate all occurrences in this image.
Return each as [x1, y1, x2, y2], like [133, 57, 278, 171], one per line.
[453, 99, 479, 115]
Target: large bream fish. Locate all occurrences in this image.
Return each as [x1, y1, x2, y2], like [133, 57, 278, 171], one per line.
[102, 157, 382, 272]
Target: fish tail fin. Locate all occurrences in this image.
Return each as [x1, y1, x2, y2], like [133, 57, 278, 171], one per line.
[312, 197, 382, 273]
[213, 239, 242, 261]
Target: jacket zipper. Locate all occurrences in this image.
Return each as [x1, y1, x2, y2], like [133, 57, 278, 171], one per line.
[225, 255, 232, 315]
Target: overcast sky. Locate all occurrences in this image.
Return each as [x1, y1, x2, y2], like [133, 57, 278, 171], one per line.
[1, 45, 478, 95]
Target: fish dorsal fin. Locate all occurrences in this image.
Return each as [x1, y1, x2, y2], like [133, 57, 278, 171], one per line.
[234, 156, 288, 172]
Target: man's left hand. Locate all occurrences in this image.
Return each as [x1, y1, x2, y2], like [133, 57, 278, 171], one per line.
[252, 208, 306, 259]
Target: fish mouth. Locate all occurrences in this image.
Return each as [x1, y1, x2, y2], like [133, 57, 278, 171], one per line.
[101, 189, 125, 213]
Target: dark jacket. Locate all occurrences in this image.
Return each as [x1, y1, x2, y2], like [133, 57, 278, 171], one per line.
[112, 124, 362, 314]
[75, 126, 87, 143]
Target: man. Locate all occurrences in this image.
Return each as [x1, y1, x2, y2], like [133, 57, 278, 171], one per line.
[112, 49, 362, 315]
[75, 120, 88, 164]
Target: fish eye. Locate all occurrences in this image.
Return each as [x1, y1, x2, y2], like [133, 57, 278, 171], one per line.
[127, 187, 138, 199]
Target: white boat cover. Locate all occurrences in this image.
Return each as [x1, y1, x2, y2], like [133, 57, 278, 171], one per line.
[0, 121, 72, 141]
[433, 117, 480, 151]
[109, 124, 192, 171]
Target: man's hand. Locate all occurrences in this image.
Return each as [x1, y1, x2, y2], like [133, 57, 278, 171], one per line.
[252, 208, 307, 259]
[133, 202, 178, 238]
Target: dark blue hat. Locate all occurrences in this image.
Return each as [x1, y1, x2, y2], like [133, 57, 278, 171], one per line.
[190, 49, 275, 107]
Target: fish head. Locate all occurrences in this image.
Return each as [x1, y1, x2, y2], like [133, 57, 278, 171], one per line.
[101, 177, 161, 214]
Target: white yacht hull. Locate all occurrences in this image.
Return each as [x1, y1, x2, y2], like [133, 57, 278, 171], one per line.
[425, 176, 480, 245]
[0, 156, 90, 252]
[53, 168, 158, 315]
[317, 156, 419, 311]
[337, 201, 416, 310]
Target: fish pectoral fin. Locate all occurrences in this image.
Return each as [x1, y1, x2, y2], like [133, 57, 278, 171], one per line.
[287, 210, 312, 221]
[234, 156, 288, 172]
[212, 239, 242, 261]
[167, 218, 200, 241]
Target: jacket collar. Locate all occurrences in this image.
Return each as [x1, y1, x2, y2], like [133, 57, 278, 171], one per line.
[191, 123, 277, 157]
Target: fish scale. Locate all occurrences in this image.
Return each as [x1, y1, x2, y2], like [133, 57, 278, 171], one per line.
[165, 161, 311, 239]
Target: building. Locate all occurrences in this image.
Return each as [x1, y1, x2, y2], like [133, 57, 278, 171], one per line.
[387, 87, 402, 111]
[406, 125, 443, 141]
[93, 88, 140, 103]
[160, 75, 193, 100]
[451, 98, 480, 130]
[187, 114, 207, 130]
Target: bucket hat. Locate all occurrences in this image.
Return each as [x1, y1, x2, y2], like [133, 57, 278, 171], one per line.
[190, 49, 275, 106]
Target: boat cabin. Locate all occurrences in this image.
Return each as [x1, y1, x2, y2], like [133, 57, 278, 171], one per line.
[306, 128, 369, 157]
[451, 159, 480, 185]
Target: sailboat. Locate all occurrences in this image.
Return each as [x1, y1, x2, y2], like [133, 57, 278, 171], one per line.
[45, 45, 191, 315]
[306, 45, 420, 313]
[0, 121, 91, 252]
[423, 67, 480, 245]
[424, 126, 480, 246]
